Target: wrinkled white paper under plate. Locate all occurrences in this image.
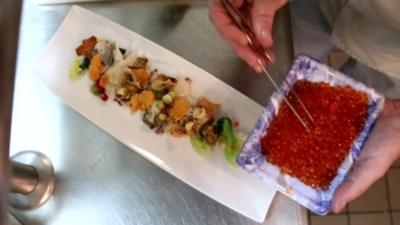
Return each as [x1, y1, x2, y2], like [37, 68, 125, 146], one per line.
[33, 6, 276, 222]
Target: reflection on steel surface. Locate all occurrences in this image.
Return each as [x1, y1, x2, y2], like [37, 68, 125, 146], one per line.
[10, 162, 39, 195]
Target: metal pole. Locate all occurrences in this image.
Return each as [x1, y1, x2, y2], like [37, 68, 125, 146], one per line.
[0, 0, 22, 224]
[8, 151, 55, 210]
[10, 162, 39, 195]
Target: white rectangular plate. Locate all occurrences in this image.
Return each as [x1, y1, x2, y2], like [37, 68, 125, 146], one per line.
[33, 6, 276, 222]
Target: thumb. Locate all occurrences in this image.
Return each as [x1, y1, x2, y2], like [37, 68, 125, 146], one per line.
[331, 156, 387, 213]
[251, 0, 285, 48]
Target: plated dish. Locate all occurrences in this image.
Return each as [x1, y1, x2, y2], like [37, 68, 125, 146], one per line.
[33, 6, 276, 222]
[237, 55, 385, 215]
[71, 36, 244, 165]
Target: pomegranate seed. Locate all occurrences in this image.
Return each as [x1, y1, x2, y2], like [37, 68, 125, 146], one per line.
[170, 77, 177, 83]
[100, 93, 108, 101]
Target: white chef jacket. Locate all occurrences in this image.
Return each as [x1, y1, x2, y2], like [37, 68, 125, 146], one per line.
[317, 0, 400, 79]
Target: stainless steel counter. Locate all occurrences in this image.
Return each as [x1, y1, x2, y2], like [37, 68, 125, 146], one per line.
[9, 1, 306, 224]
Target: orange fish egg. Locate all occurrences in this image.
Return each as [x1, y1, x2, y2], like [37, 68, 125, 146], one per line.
[261, 80, 368, 189]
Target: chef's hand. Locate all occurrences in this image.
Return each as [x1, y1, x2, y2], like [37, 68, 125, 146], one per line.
[209, 0, 287, 73]
[332, 99, 400, 213]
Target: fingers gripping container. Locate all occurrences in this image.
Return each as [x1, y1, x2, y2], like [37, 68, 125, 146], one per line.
[237, 55, 385, 215]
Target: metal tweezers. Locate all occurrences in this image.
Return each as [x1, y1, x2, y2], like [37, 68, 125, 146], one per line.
[221, 0, 315, 130]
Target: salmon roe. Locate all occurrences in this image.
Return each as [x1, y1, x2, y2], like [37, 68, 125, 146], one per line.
[261, 80, 369, 189]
